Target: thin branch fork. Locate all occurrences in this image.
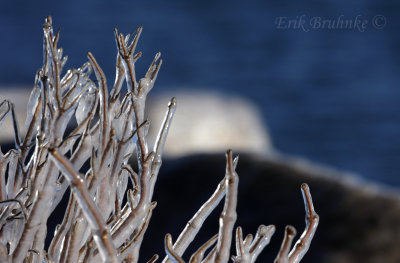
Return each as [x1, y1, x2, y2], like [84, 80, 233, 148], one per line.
[108, 152, 155, 247]
[165, 234, 185, 263]
[274, 184, 318, 263]
[234, 225, 275, 263]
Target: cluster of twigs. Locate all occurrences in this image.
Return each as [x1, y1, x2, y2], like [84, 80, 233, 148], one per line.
[163, 151, 319, 263]
[0, 17, 318, 263]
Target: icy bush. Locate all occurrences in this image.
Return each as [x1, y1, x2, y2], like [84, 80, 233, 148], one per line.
[0, 17, 318, 263]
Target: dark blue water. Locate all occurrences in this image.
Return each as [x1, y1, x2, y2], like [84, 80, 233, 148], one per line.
[1, 0, 400, 186]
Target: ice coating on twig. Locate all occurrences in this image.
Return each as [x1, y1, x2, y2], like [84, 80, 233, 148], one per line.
[0, 16, 318, 263]
[0, 16, 175, 263]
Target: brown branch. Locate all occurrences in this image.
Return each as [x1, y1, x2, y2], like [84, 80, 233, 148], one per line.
[288, 184, 319, 263]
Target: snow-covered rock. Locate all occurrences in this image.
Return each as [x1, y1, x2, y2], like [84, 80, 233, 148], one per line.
[147, 89, 273, 157]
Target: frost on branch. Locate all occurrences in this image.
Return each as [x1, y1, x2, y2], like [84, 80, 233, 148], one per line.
[0, 17, 318, 262]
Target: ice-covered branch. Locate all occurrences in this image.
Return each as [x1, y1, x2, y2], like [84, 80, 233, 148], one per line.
[0, 16, 318, 263]
[215, 150, 238, 263]
[49, 149, 118, 263]
[288, 184, 319, 263]
[165, 234, 185, 263]
[162, 179, 226, 263]
[274, 226, 296, 263]
[234, 225, 275, 263]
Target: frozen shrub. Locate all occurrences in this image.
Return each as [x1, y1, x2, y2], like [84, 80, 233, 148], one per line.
[0, 17, 318, 263]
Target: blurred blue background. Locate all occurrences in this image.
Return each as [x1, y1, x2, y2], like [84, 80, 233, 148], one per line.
[0, 0, 400, 186]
